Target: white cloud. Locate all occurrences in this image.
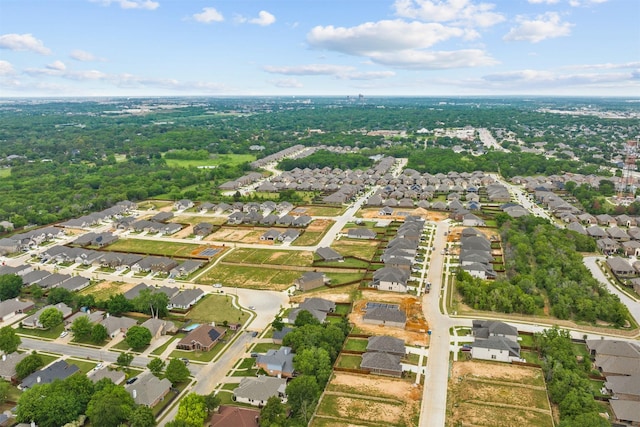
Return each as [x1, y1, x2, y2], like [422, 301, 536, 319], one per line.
[393, 0, 505, 28]
[563, 61, 640, 70]
[481, 69, 634, 87]
[264, 64, 396, 80]
[193, 7, 224, 23]
[569, 0, 608, 6]
[368, 49, 497, 69]
[269, 78, 303, 88]
[308, 20, 466, 55]
[249, 11, 276, 26]
[70, 49, 104, 62]
[46, 60, 66, 71]
[503, 12, 573, 43]
[92, 0, 159, 10]
[527, 0, 559, 4]
[0, 33, 51, 55]
[0, 60, 15, 75]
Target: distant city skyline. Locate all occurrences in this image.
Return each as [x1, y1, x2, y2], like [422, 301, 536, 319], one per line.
[0, 0, 638, 97]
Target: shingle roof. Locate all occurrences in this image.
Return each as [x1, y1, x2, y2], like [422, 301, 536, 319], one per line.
[233, 375, 287, 402]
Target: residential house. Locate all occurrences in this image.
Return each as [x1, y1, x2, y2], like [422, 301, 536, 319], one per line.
[294, 271, 327, 292]
[278, 229, 300, 243]
[22, 303, 73, 329]
[462, 213, 486, 227]
[472, 320, 518, 341]
[360, 352, 402, 377]
[37, 273, 71, 289]
[255, 346, 295, 378]
[362, 306, 407, 329]
[168, 288, 205, 310]
[0, 299, 34, 322]
[347, 228, 377, 240]
[101, 316, 137, 338]
[272, 327, 293, 345]
[372, 267, 409, 293]
[607, 257, 635, 276]
[0, 352, 29, 381]
[169, 260, 204, 278]
[174, 199, 194, 211]
[604, 374, 640, 401]
[151, 212, 174, 223]
[64, 310, 104, 329]
[610, 400, 640, 426]
[193, 222, 214, 236]
[315, 247, 343, 262]
[176, 324, 226, 351]
[379, 206, 394, 216]
[59, 276, 91, 292]
[131, 256, 179, 274]
[586, 339, 640, 376]
[622, 240, 640, 257]
[293, 216, 312, 227]
[141, 318, 176, 339]
[232, 376, 287, 407]
[88, 368, 126, 385]
[21, 270, 51, 286]
[260, 230, 281, 241]
[125, 372, 172, 407]
[210, 406, 262, 427]
[287, 298, 335, 324]
[471, 320, 521, 363]
[366, 336, 406, 356]
[19, 360, 79, 390]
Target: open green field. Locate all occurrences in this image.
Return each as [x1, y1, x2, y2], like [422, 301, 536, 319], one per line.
[298, 206, 346, 216]
[290, 231, 324, 246]
[198, 264, 301, 291]
[331, 240, 379, 260]
[80, 280, 134, 301]
[164, 154, 256, 168]
[0, 168, 11, 178]
[223, 248, 313, 267]
[173, 215, 228, 226]
[187, 294, 250, 325]
[67, 359, 98, 375]
[137, 200, 173, 210]
[105, 238, 207, 258]
[325, 272, 365, 286]
[251, 342, 281, 353]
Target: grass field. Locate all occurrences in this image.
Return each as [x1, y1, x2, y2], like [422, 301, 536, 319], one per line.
[187, 294, 249, 325]
[223, 248, 313, 267]
[198, 264, 301, 290]
[68, 359, 98, 375]
[17, 324, 64, 340]
[299, 206, 346, 216]
[80, 281, 136, 301]
[291, 231, 324, 246]
[343, 338, 368, 351]
[164, 154, 256, 168]
[0, 168, 10, 178]
[251, 343, 281, 353]
[325, 272, 365, 286]
[331, 240, 379, 260]
[173, 215, 227, 226]
[336, 354, 362, 369]
[105, 238, 207, 258]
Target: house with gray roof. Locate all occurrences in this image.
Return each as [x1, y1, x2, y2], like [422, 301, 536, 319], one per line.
[0, 299, 35, 322]
[0, 352, 29, 381]
[372, 267, 409, 293]
[360, 352, 402, 377]
[21, 270, 51, 286]
[610, 400, 640, 426]
[367, 336, 406, 356]
[193, 222, 214, 236]
[88, 367, 126, 385]
[347, 228, 377, 240]
[256, 346, 295, 378]
[168, 288, 205, 310]
[279, 229, 300, 243]
[606, 257, 634, 276]
[125, 372, 171, 407]
[22, 303, 73, 329]
[141, 318, 176, 339]
[315, 246, 343, 262]
[233, 376, 287, 407]
[101, 316, 137, 338]
[19, 360, 79, 390]
[472, 320, 518, 341]
[604, 374, 640, 401]
[64, 310, 104, 329]
[287, 297, 335, 324]
[471, 336, 521, 362]
[169, 260, 204, 278]
[260, 229, 281, 241]
[37, 273, 71, 289]
[362, 306, 407, 329]
[295, 272, 327, 292]
[586, 339, 640, 376]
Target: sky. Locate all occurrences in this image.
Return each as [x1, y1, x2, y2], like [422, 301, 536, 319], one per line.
[0, 0, 638, 97]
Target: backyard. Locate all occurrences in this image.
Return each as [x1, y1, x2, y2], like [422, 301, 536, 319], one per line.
[105, 238, 208, 258]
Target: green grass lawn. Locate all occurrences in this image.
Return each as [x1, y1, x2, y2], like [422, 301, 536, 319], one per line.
[170, 339, 227, 363]
[520, 350, 542, 366]
[589, 379, 606, 397]
[331, 241, 379, 260]
[105, 238, 207, 258]
[223, 248, 313, 266]
[291, 231, 324, 246]
[187, 294, 249, 325]
[164, 153, 256, 168]
[336, 354, 362, 369]
[235, 358, 256, 370]
[38, 353, 61, 367]
[325, 272, 364, 286]
[315, 258, 369, 268]
[231, 368, 260, 377]
[0, 168, 12, 178]
[67, 359, 98, 375]
[519, 334, 535, 347]
[343, 338, 368, 352]
[198, 264, 301, 291]
[251, 343, 281, 353]
[17, 324, 65, 340]
[300, 206, 346, 216]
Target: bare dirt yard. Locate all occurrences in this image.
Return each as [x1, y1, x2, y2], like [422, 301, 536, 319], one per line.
[81, 280, 138, 301]
[447, 360, 553, 427]
[348, 291, 429, 346]
[359, 207, 449, 222]
[206, 227, 266, 244]
[312, 372, 422, 427]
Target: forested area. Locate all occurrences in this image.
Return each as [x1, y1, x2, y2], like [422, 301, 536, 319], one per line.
[277, 150, 373, 171]
[533, 328, 610, 427]
[457, 216, 628, 326]
[564, 180, 640, 215]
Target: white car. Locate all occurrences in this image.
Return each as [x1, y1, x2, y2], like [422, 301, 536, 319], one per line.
[213, 283, 222, 288]
[59, 331, 68, 338]
[94, 363, 103, 370]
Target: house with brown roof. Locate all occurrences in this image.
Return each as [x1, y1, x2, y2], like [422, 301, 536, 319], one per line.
[210, 406, 261, 427]
[176, 324, 226, 351]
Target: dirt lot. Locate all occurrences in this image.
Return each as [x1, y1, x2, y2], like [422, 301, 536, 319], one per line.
[206, 227, 266, 244]
[447, 361, 552, 427]
[313, 372, 422, 427]
[359, 207, 449, 222]
[81, 280, 138, 301]
[307, 219, 333, 232]
[348, 292, 429, 346]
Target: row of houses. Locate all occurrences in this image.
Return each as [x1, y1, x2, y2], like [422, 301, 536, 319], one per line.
[197, 201, 294, 216]
[458, 229, 497, 280]
[586, 339, 640, 426]
[372, 216, 426, 293]
[57, 200, 137, 229]
[123, 283, 205, 310]
[0, 227, 66, 255]
[0, 263, 91, 292]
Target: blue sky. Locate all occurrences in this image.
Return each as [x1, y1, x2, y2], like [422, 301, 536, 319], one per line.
[0, 0, 638, 97]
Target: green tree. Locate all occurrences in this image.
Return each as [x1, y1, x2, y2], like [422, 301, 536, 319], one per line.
[293, 310, 320, 327]
[165, 421, 195, 427]
[132, 289, 169, 318]
[39, 307, 63, 329]
[91, 323, 109, 344]
[86, 381, 136, 427]
[70, 315, 93, 341]
[293, 347, 332, 386]
[0, 274, 23, 300]
[286, 375, 320, 423]
[47, 287, 73, 305]
[204, 392, 220, 414]
[129, 405, 157, 427]
[147, 358, 165, 376]
[0, 381, 10, 405]
[125, 326, 152, 350]
[271, 316, 284, 331]
[259, 396, 287, 427]
[15, 353, 44, 379]
[106, 293, 133, 316]
[165, 358, 190, 385]
[117, 352, 134, 367]
[28, 283, 44, 300]
[0, 325, 21, 353]
[175, 393, 207, 427]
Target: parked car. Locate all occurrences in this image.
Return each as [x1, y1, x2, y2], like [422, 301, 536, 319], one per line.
[126, 377, 138, 385]
[59, 331, 68, 338]
[213, 283, 222, 288]
[180, 358, 189, 365]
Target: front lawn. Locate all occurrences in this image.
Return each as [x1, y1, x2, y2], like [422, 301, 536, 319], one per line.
[16, 324, 65, 340]
[151, 334, 184, 356]
[67, 359, 98, 375]
[187, 294, 249, 325]
[251, 343, 281, 353]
